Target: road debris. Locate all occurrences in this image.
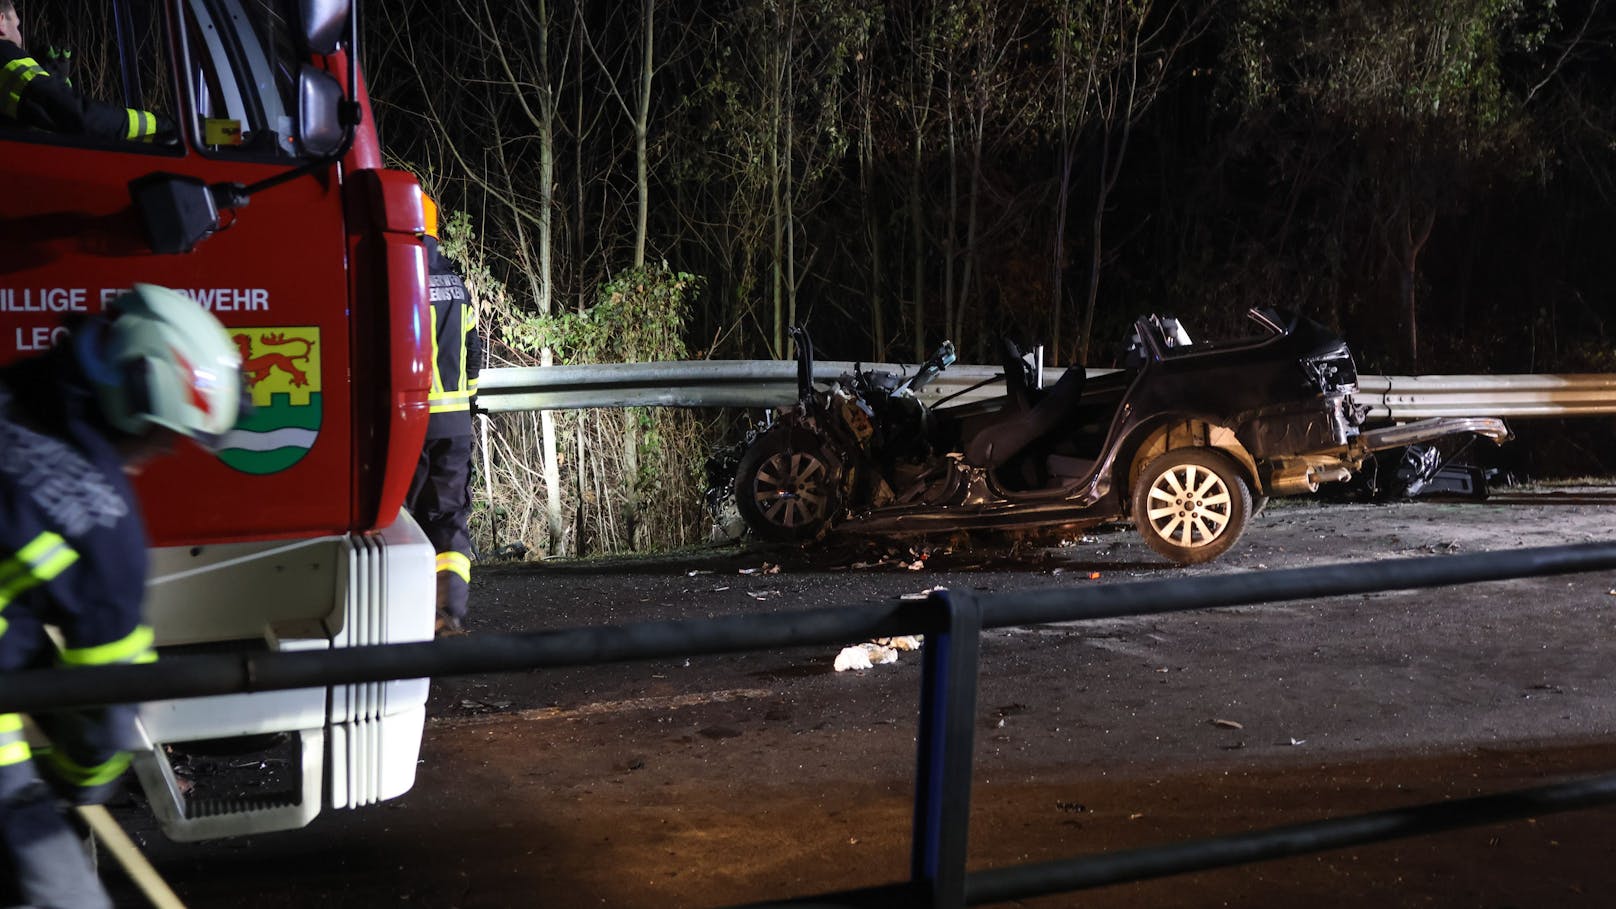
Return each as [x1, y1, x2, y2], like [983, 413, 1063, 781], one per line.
[833, 636, 923, 671]
[458, 699, 512, 711]
[899, 586, 947, 601]
[833, 646, 873, 671]
[846, 546, 936, 571]
[738, 562, 781, 576]
[1415, 541, 1463, 554]
[1211, 718, 1244, 730]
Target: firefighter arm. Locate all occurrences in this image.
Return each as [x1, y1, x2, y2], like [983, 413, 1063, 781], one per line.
[32, 630, 153, 805]
[31, 623, 153, 806]
[29, 706, 138, 806]
[33, 536, 154, 805]
[2, 45, 171, 142]
[466, 318, 483, 406]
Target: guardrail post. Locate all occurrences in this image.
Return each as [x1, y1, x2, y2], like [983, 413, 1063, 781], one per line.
[911, 588, 982, 909]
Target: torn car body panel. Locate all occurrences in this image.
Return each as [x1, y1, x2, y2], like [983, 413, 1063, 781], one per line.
[727, 309, 1510, 564]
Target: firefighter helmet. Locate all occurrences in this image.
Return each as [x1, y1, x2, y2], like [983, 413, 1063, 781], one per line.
[75, 284, 242, 449]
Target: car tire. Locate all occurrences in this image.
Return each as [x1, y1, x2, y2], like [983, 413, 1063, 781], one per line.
[734, 430, 841, 542]
[1131, 447, 1252, 565]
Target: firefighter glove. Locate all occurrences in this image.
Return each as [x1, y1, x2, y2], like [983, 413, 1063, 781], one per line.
[42, 46, 72, 85]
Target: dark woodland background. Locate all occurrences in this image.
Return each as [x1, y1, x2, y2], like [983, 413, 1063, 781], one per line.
[362, 0, 1616, 552]
[366, 0, 1615, 377]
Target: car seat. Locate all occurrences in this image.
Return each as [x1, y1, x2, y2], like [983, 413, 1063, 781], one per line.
[1000, 338, 1035, 411]
[964, 363, 1087, 469]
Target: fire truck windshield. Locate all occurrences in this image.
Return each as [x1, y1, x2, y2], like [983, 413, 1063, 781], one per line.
[182, 0, 311, 158]
[4, 1, 347, 162]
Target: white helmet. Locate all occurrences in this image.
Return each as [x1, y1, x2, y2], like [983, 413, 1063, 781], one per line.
[75, 284, 243, 449]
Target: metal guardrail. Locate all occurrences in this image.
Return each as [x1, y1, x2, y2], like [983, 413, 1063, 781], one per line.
[1354, 373, 1616, 420]
[478, 360, 1616, 422]
[8, 540, 1616, 907]
[476, 360, 1023, 412]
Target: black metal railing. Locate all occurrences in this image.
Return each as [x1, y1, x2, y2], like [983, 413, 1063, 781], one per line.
[5, 540, 1616, 907]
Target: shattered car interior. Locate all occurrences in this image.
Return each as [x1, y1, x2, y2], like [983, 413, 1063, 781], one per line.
[727, 309, 1511, 564]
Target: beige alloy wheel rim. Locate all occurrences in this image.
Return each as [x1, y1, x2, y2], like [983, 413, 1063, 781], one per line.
[1144, 461, 1234, 549]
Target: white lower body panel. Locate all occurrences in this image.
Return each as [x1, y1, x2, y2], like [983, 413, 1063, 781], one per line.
[131, 510, 435, 841]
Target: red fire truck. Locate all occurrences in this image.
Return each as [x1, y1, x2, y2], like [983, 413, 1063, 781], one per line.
[2, 0, 435, 840]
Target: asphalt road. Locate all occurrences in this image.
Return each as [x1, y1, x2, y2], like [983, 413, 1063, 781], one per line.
[109, 489, 1616, 908]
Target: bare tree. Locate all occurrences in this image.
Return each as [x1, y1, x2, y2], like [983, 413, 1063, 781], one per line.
[890, 0, 950, 359]
[1075, 0, 1205, 364]
[949, 0, 1039, 347]
[1231, 0, 1548, 370]
[1044, 0, 1100, 361]
[372, 0, 576, 552]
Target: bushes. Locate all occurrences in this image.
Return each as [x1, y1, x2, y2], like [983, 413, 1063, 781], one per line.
[470, 256, 712, 558]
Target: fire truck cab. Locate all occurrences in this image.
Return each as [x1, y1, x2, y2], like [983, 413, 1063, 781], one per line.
[1, 0, 435, 840]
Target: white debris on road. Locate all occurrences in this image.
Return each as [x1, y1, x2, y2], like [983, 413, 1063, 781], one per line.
[834, 646, 874, 672]
[833, 636, 924, 672]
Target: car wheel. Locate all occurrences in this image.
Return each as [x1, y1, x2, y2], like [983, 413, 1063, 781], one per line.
[734, 430, 841, 542]
[1132, 447, 1252, 565]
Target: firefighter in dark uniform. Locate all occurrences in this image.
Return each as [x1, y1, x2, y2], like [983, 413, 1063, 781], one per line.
[406, 195, 482, 635]
[0, 0, 170, 142]
[0, 285, 241, 909]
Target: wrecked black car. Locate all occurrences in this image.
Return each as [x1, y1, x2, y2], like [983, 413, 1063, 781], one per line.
[729, 309, 1511, 564]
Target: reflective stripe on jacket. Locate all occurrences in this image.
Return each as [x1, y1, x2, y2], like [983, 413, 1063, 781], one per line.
[0, 368, 152, 792]
[423, 237, 482, 438]
[1, 40, 167, 141]
[0, 54, 47, 119]
[0, 712, 28, 768]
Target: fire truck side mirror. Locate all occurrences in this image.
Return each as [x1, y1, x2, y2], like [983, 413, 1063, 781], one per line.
[296, 0, 352, 56]
[129, 173, 221, 255]
[297, 65, 346, 158]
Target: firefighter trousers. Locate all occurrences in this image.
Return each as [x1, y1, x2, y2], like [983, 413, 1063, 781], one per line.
[405, 434, 473, 623]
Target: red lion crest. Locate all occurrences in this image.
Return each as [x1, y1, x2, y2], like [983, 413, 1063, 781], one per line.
[235, 332, 315, 388]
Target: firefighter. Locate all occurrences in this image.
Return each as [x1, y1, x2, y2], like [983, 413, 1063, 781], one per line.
[0, 285, 241, 909]
[406, 195, 482, 635]
[0, 0, 171, 142]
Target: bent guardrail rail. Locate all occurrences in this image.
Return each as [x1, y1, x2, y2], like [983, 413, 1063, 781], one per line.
[7, 540, 1616, 907]
[478, 361, 1616, 423]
